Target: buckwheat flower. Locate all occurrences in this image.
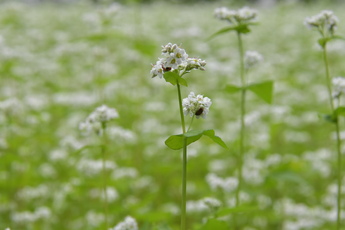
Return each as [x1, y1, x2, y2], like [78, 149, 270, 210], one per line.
[111, 216, 138, 230]
[214, 7, 234, 21]
[305, 10, 338, 35]
[182, 92, 212, 119]
[150, 59, 164, 78]
[236, 6, 257, 23]
[79, 105, 118, 135]
[332, 76, 345, 98]
[163, 45, 188, 70]
[202, 197, 222, 211]
[186, 57, 207, 71]
[244, 50, 263, 69]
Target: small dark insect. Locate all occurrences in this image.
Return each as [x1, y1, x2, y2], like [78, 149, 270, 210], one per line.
[195, 107, 204, 116]
[162, 66, 172, 72]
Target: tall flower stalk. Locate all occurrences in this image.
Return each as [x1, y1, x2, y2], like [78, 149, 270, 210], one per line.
[213, 7, 271, 229]
[305, 10, 343, 230]
[79, 105, 119, 229]
[150, 43, 226, 230]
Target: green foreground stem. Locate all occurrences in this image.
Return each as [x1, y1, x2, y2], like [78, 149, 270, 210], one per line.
[234, 31, 246, 230]
[101, 122, 109, 229]
[177, 82, 187, 230]
[323, 44, 342, 230]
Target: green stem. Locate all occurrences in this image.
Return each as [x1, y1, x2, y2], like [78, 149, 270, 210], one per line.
[176, 82, 187, 230]
[101, 122, 109, 229]
[234, 31, 246, 230]
[323, 44, 342, 230]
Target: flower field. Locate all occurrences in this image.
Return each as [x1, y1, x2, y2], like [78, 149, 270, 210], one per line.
[1, 1, 345, 229]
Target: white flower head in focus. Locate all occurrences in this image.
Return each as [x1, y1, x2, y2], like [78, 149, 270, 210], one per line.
[150, 43, 206, 79]
[182, 92, 212, 119]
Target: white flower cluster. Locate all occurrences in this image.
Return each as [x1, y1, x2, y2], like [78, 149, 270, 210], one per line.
[332, 76, 345, 98]
[202, 197, 222, 210]
[150, 43, 206, 78]
[110, 216, 138, 230]
[244, 50, 263, 69]
[206, 173, 238, 192]
[305, 10, 338, 35]
[79, 105, 118, 135]
[214, 6, 257, 24]
[182, 92, 212, 119]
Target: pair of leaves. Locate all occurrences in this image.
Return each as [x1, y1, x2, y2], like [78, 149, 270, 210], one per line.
[318, 35, 345, 48]
[165, 129, 228, 150]
[225, 80, 274, 104]
[163, 71, 188, 87]
[320, 106, 345, 123]
[208, 22, 258, 40]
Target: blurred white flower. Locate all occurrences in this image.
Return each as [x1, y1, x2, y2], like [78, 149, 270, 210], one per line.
[202, 197, 222, 210]
[111, 216, 138, 230]
[305, 10, 338, 35]
[214, 6, 257, 24]
[182, 92, 212, 119]
[79, 105, 118, 135]
[332, 76, 345, 98]
[244, 50, 263, 69]
[206, 173, 238, 192]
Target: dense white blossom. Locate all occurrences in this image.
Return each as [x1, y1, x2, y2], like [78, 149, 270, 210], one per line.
[150, 43, 206, 79]
[305, 10, 338, 35]
[182, 92, 212, 119]
[244, 50, 263, 69]
[214, 6, 257, 24]
[111, 216, 138, 230]
[79, 105, 118, 135]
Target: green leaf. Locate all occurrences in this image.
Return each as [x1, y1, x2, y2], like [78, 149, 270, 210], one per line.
[247, 80, 274, 104]
[178, 77, 188, 87]
[334, 106, 345, 117]
[217, 205, 258, 217]
[203, 130, 228, 149]
[165, 129, 228, 150]
[200, 218, 228, 230]
[163, 71, 179, 85]
[208, 26, 238, 40]
[225, 84, 242, 94]
[163, 71, 188, 87]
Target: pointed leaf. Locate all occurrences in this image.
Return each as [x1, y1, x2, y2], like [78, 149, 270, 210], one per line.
[177, 77, 188, 87]
[203, 129, 228, 149]
[334, 106, 345, 117]
[200, 218, 228, 230]
[165, 130, 228, 150]
[163, 71, 179, 86]
[225, 84, 242, 94]
[208, 26, 239, 40]
[247, 80, 274, 104]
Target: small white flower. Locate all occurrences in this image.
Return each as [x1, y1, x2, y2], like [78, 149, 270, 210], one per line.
[186, 57, 207, 71]
[112, 216, 138, 230]
[332, 76, 345, 98]
[182, 92, 212, 119]
[79, 105, 118, 135]
[244, 50, 263, 69]
[150, 59, 164, 78]
[214, 6, 257, 24]
[305, 10, 338, 35]
[202, 197, 222, 210]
